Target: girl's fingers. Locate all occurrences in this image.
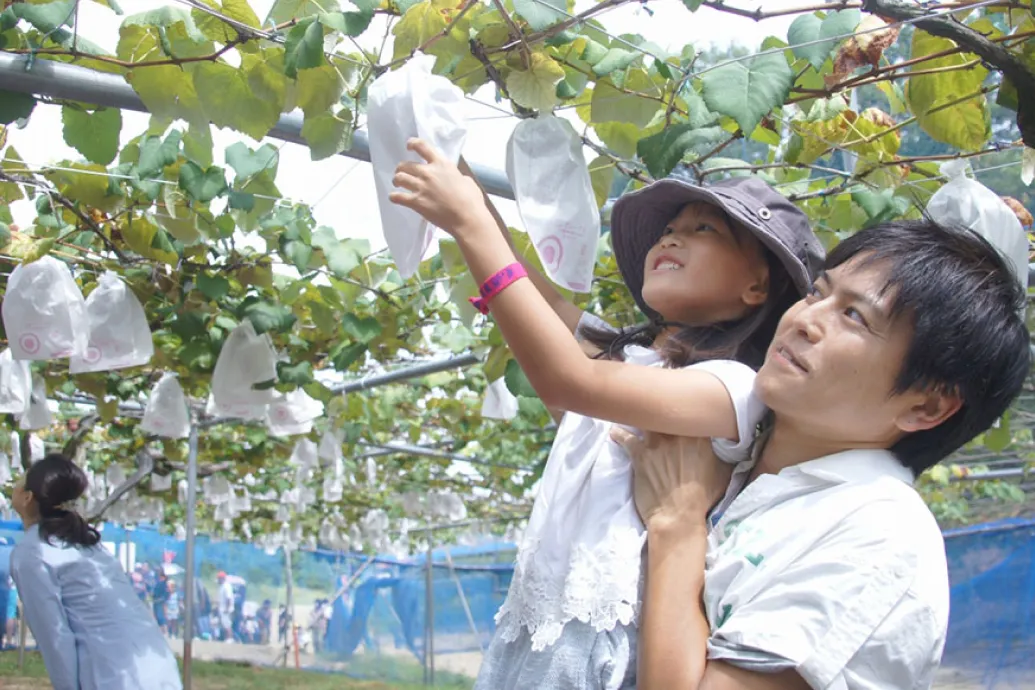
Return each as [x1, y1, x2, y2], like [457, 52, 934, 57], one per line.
[406, 138, 440, 164]
[392, 171, 421, 192]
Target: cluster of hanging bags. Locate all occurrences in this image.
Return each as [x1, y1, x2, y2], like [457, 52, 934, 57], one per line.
[0, 259, 153, 430]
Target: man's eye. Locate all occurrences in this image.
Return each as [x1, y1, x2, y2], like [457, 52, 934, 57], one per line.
[844, 307, 868, 327]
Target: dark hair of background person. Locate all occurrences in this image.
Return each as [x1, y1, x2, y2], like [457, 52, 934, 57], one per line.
[24, 453, 101, 547]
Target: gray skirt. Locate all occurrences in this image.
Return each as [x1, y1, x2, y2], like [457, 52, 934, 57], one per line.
[474, 618, 638, 690]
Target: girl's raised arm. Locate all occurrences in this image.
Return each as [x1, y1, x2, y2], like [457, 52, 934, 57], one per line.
[457, 156, 585, 336]
[391, 140, 740, 441]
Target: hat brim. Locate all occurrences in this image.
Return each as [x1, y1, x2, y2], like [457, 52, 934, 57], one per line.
[609, 179, 814, 318]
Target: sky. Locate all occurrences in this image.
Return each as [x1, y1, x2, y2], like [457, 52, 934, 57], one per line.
[5, 0, 804, 255]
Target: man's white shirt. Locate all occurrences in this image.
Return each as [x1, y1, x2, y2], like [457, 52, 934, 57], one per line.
[705, 447, 950, 690]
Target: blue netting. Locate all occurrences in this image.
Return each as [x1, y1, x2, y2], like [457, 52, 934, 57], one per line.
[2, 516, 1034, 686]
[940, 517, 1035, 687]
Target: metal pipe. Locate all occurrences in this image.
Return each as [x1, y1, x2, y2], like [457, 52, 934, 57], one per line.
[0, 54, 516, 199]
[181, 423, 199, 690]
[334, 353, 480, 394]
[952, 468, 1029, 481]
[358, 440, 533, 471]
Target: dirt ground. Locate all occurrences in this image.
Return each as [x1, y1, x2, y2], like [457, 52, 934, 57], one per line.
[171, 636, 483, 678]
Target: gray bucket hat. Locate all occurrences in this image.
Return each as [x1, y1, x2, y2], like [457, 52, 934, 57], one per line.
[610, 176, 825, 318]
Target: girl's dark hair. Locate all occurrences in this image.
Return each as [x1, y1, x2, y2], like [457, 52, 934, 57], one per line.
[582, 247, 797, 369]
[25, 453, 100, 548]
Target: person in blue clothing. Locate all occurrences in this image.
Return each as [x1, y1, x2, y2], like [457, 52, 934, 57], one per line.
[10, 453, 182, 690]
[5, 576, 18, 648]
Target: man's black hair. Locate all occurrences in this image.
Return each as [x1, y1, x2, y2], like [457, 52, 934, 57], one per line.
[827, 218, 1031, 476]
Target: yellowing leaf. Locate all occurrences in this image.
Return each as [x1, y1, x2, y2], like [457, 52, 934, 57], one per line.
[905, 30, 990, 151]
[62, 106, 122, 166]
[156, 185, 202, 244]
[483, 343, 512, 383]
[0, 147, 26, 203]
[244, 49, 289, 114]
[124, 61, 207, 126]
[590, 68, 662, 128]
[43, 162, 116, 211]
[238, 262, 274, 289]
[592, 121, 640, 158]
[296, 64, 346, 117]
[193, 62, 281, 140]
[119, 214, 178, 264]
[97, 396, 118, 422]
[21, 238, 56, 264]
[192, 0, 261, 46]
[792, 108, 899, 166]
[452, 53, 490, 94]
[266, 0, 339, 25]
[588, 155, 614, 208]
[392, 0, 449, 63]
[301, 110, 354, 160]
[506, 52, 564, 112]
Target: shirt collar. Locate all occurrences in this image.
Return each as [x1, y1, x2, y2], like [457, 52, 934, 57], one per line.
[786, 448, 915, 486]
[623, 344, 661, 366]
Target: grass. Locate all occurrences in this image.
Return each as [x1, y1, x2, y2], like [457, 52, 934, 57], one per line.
[0, 651, 471, 689]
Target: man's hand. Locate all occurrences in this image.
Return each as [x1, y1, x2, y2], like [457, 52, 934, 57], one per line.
[610, 428, 733, 532]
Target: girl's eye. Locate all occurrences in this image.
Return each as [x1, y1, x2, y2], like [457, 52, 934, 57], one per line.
[661, 226, 675, 236]
[696, 224, 716, 233]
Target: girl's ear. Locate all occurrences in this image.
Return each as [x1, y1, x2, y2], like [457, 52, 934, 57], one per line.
[742, 268, 769, 307]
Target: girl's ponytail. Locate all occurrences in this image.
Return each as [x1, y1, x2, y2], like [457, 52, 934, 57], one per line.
[25, 454, 101, 548]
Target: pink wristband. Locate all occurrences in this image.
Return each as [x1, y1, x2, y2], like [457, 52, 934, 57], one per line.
[470, 263, 528, 315]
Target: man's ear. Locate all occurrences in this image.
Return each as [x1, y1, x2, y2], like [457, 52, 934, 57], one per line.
[896, 388, 962, 433]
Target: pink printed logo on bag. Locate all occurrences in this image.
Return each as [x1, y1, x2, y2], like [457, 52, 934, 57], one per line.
[19, 333, 39, 355]
[83, 346, 102, 364]
[539, 235, 564, 272]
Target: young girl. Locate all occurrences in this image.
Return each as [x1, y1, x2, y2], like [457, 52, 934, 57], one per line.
[10, 454, 182, 690]
[392, 141, 823, 689]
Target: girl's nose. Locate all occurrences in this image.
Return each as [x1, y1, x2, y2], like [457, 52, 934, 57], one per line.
[658, 233, 681, 249]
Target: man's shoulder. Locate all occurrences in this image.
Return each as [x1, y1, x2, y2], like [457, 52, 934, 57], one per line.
[835, 476, 944, 546]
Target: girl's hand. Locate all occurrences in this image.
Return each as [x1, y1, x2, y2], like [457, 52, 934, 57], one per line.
[610, 428, 733, 534]
[389, 139, 493, 238]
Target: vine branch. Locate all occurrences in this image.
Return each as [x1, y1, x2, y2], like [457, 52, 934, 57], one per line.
[863, 0, 1035, 146]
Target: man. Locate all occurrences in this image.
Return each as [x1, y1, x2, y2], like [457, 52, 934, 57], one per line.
[216, 571, 235, 642]
[614, 219, 1031, 690]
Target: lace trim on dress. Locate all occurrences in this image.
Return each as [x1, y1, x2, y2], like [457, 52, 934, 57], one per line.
[494, 526, 647, 651]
